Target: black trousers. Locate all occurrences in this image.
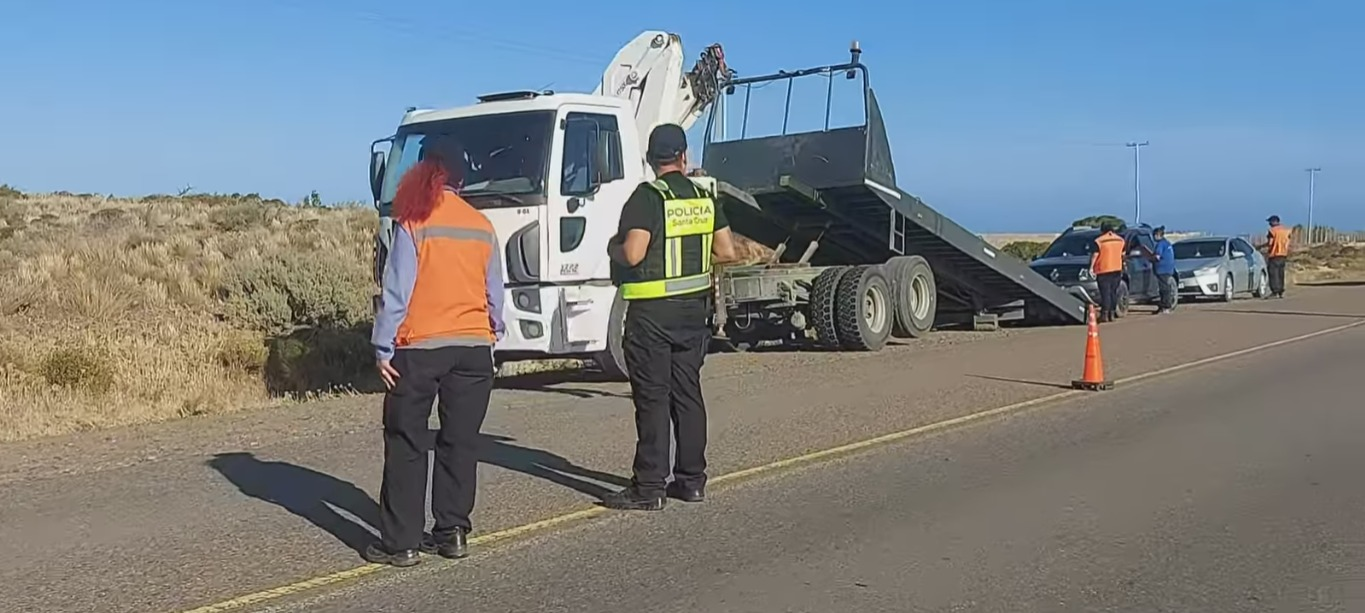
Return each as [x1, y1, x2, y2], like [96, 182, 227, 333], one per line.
[1096, 271, 1123, 319]
[622, 297, 711, 497]
[1267, 256, 1288, 296]
[379, 345, 494, 552]
[1158, 273, 1178, 311]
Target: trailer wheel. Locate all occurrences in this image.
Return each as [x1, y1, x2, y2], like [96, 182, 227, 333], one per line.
[809, 266, 850, 348]
[595, 291, 630, 381]
[835, 265, 894, 351]
[886, 256, 937, 338]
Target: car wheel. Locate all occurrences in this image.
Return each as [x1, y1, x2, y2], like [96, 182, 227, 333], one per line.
[1218, 274, 1234, 302]
[1253, 270, 1269, 298]
[1115, 280, 1130, 318]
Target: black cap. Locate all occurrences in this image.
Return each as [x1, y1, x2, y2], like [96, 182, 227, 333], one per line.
[646, 123, 688, 164]
[1267, 215, 1280, 224]
[1153, 225, 1166, 234]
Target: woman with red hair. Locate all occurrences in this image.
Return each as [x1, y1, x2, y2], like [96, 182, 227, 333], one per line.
[366, 136, 505, 567]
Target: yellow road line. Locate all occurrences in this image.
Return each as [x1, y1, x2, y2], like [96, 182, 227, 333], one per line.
[178, 318, 1365, 613]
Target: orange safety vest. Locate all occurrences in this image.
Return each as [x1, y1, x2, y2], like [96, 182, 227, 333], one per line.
[1091, 232, 1126, 274]
[395, 192, 498, 349]
[1266, 226, 1291, 257]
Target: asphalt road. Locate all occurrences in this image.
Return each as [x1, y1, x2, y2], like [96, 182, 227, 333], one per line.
[276, 309, 1365, 612]
[0, 286, 1362, 612]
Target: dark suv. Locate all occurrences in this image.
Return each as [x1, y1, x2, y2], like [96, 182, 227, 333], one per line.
[1028, 224, 1162, 317]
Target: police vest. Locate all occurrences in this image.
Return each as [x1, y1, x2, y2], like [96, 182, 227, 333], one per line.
[619, 179, 717, 300]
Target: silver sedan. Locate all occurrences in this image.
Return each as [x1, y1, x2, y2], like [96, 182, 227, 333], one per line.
[1173, 236, 1270, 301]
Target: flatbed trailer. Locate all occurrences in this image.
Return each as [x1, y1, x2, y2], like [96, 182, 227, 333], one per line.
[699, 46, 1090, 351]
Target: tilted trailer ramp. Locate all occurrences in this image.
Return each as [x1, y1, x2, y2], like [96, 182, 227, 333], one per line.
[699, 52, 1089, 351]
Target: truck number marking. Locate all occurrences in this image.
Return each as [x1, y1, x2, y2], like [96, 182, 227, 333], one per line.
[560, 263, 579, 276]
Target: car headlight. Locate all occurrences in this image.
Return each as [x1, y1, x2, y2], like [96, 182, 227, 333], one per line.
[1194, 266, 1219, 276]
[1078, 267, 1093, 281]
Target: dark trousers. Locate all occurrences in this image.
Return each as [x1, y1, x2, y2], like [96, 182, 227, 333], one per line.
[1267, 256, 1288, 296]
[1158, 273, 1178, 311]
[1096, 271, 1123, 320]
[622, 298, 711, 497]
[379, 345, 494, 552]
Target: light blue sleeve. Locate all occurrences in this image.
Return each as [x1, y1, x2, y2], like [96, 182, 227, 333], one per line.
[371, 225, 418, 361]
[485, 240, 506, 341]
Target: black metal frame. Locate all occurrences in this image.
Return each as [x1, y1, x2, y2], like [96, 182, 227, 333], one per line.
[699, 48, 1089, 326]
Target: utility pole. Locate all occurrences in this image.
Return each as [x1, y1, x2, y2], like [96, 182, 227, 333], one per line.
[1305, 167, 1321, 245]
[1126, 141, 1149, 225]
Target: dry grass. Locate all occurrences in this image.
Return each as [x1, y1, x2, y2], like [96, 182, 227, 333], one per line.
[1288, 243, 1365, 283]
[0, 186, 774, 442]
[0, 189, 381, 442]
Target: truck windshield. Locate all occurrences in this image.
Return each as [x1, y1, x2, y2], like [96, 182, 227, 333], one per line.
[379, 110, 555, 210]
[1041, 233, 1100, 258]
[1173, 240, 1226, 259]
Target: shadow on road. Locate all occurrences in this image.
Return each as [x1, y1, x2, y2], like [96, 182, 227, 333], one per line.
[477, 433, 629, 500]
[208, 452, 378, 554]
[968, 374, 1072, 390]
[1203, 308, 1365, 320]
[209, 438, 627, 549]
[494, 370, 631, 400]
[1298, 280, 1365, 287]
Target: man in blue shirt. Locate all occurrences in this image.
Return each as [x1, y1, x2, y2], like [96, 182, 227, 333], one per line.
[1152, 226, 1177, 314]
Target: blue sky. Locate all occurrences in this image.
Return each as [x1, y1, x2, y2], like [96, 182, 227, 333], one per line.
[2, 0, 1361, 234]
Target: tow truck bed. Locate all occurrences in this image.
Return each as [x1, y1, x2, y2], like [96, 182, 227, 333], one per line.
[702, 62, 1088, 327]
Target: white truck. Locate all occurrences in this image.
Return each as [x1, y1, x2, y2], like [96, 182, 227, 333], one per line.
[367, 32, 731, 378]
[367, 32, 1091, 380]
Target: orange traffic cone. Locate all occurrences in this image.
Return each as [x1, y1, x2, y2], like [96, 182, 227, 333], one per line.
[1071, 305, 1114, 391]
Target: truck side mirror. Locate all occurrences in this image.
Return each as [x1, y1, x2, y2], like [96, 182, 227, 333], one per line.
[369, 151, 386, 202]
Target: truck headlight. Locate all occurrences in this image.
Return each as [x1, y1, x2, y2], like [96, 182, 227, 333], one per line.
[1078, 267, 1093, 281]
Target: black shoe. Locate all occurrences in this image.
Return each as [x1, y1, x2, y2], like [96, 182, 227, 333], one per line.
[601, 486, 666, 511]
[362, 543, 421, 567]
[666, 482, 705, 503]
[420, 529, 469, 559]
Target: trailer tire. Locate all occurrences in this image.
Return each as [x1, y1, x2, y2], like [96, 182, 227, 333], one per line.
[886, 255, 937, 338]
[595, 291, 630, 381]
[809, 266, 850, 348]
[835, 265, 894, 351]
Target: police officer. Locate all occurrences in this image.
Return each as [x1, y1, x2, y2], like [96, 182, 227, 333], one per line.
[602, 123, 736, 511]
[1265, 215, 1291, 298]
[1090, 222, 1126, 322]
[366, 138, 505, 566]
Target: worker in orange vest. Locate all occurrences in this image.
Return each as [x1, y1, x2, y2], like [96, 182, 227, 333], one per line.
[1265, 215, 1292, 298]
[1090, 222, 1127, 322]
[366, 136, 505, 567]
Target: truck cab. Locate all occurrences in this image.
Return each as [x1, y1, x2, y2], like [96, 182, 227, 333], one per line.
[369, 92, 643, 365]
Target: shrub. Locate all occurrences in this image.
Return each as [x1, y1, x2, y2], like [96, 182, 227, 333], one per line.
[1001, 240, 1050, 261]
[39, 347, 115, 393]
[219, 250, 372, 336]
[217, 333, 270, 374]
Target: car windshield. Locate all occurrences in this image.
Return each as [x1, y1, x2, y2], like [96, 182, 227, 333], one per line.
[1173, 240, 1226, 259]
[1041, 232, 1100, 258]
[378, 110, 555, 210]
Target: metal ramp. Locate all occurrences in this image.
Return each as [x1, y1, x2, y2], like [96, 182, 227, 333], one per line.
[701, 53, 1089, 326]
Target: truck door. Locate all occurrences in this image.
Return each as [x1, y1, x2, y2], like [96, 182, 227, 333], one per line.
[1124, 232, 1152, 298]
[545, 108, 637, 343]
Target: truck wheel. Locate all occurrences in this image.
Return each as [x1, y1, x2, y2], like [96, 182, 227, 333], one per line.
[885, 256, 937, 338]
[835, 265, 894, 351]
[809, 266, 850, 348]
[595, 291, 630, 381]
